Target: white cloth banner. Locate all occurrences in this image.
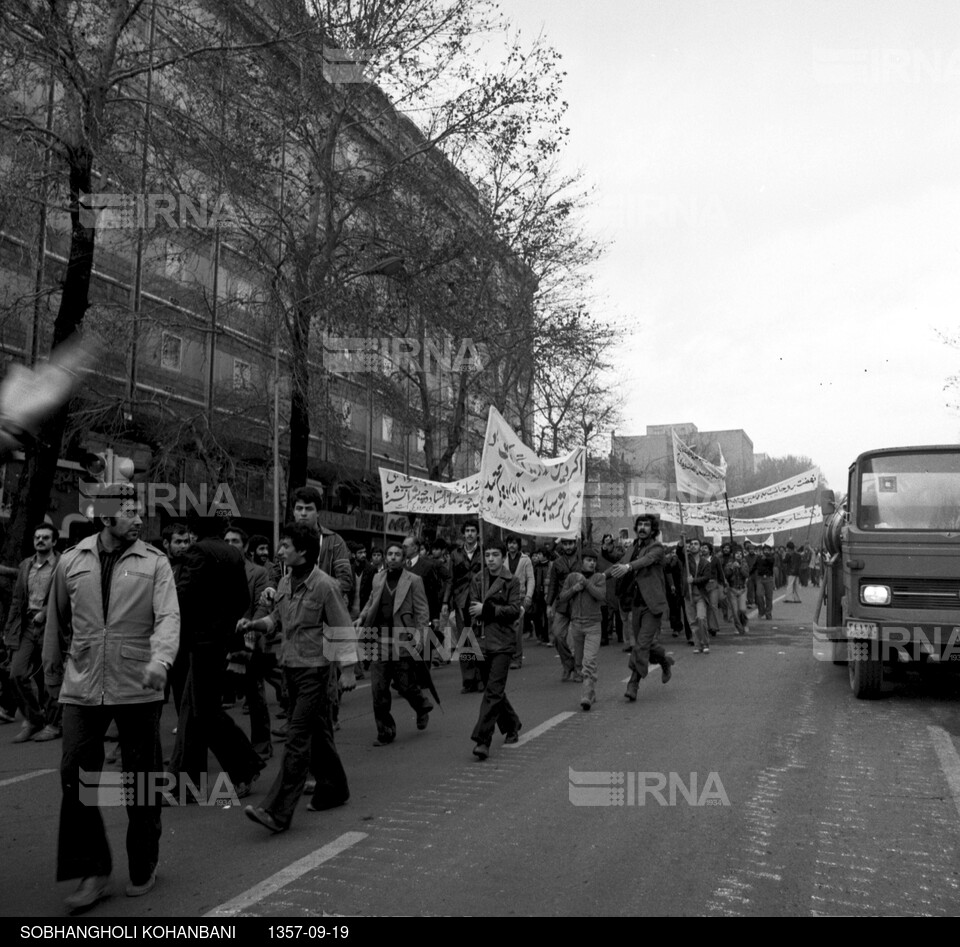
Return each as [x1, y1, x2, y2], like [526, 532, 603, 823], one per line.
[479, 407, 585, 536]
[672, 430, 726, 500]
[380, 468, 481, 514]
[629, 496, 816, 533]
[714, 468, 820, 511]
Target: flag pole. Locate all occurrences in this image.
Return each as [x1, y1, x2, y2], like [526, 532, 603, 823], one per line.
[724, 491, 735, 547]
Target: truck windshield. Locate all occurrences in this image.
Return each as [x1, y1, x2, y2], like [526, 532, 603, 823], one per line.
[858, 451, 960, 530]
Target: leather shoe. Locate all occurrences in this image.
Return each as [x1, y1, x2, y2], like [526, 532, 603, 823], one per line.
[661, 655, 675, 684]
[307, 795, 348, 812]
[33, 725, 62, 742]
[65, 875, 111, 911]
[373, 733, 395, 746]
[126, 869, 157, 897]
[472, 743, 489, 760]
[579, 699, 592, 711]
[244, 805, 287, 833]
[624, 680, 639, 702]
[12, 722, 41, 743]
[416, 710, 430, 730]
[503, 730, 520, 744]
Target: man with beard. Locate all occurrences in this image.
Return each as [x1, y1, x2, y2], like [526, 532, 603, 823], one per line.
[5, 523, 61, 742]
[357, 542, 432, 745]
[43, 489, 179, 909]
[166, 511, 263, 802]
[609, 514, 675, 700]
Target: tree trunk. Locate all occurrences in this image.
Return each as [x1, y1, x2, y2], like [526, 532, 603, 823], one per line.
[2, 151, 95, 561]
[284, 304, 311, 518]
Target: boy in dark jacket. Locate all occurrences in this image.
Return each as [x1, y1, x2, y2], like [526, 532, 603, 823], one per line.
[468, 542, 521, 760]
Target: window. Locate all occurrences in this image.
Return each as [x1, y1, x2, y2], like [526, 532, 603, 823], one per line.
[160, 333, 182, 372]
[233, 358, 252, 391]
[340, 399, 353, 429]
[381, 415, 394, 443]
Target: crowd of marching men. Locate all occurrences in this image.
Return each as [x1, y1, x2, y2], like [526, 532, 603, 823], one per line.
[0, 485, 823, 911]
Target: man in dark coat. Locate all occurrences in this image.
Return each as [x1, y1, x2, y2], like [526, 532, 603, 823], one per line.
[609, 514, 675, 701]
[166, 512, 264, 800]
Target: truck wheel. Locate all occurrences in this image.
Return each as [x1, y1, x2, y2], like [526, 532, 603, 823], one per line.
[848, 653, 883, 698]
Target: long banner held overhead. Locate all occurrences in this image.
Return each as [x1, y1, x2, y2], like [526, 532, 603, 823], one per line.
[479, 407, 585, 536]
[380, 469, 481, 515]
[672, 430, 726, 501]
[629, 496, 816, 534]
[720, 468, 820, 510]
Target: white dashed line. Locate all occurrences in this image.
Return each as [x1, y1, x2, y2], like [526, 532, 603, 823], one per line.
[0, 768, 56, 789]
[203, 831, 369, 917]
[505, 712, 575, 748]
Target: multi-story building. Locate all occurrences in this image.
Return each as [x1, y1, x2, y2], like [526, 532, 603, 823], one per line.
[0, 2, 534, 548]
[612, 423, 755, 494]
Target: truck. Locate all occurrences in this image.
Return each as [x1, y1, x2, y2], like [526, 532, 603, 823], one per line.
[813, 445, 960, 698]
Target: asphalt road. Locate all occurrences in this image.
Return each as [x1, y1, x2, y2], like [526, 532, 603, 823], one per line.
[4, 581, 960, 917]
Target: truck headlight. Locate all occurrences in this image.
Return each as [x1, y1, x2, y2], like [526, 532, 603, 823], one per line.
[847, 621, 879, 639]
[860, 585, 891, 606]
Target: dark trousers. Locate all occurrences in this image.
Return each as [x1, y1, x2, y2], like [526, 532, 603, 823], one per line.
[471, 651, 521, 747]
[58, 702, 162, 885]
[665, 590, 684, 634]
[168, 645, 190, 713]
[532, 596, 549, 642]
[456, 606, 482, 690]
[262, 666, 348, 826]
[168, 645, 262, 791]
[10, 627, 60, 728]
[243, 650, 274, 755]
[757, 577, 775, 618]
[628, 607, 668, 680]
[371, 658, 427, 739]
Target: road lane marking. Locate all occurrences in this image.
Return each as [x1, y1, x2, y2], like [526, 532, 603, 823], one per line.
[928, 726, 960, 820]
[505, 712, 575, 748]
[203, 831, 369, 917]
[0, 768, 56, 789]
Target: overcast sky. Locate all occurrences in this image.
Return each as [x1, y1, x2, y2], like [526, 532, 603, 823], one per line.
[499, 0, 960, 489]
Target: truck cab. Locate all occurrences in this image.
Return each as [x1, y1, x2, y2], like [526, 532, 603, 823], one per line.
[813, 446, 960, 698]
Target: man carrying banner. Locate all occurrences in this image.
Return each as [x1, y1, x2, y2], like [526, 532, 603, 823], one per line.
[609, 514, 674, 700]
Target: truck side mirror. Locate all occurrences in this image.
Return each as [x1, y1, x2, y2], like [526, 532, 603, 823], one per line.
[820, 489, 836, 516]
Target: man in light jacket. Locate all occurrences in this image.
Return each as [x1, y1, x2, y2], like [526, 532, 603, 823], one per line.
[43, 490, 179, 911]
[357, 542, 432, 746]
[240, 522, 356, 834]
[505, 534, 534, 670]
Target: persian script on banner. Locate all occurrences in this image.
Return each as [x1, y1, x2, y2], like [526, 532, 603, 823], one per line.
[479, 407, 585, 536]
[380, 469, 481, 515]
[672, 430, 726, 500]
[719, 468, 820, 511]
[629, 496, 816, 534]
